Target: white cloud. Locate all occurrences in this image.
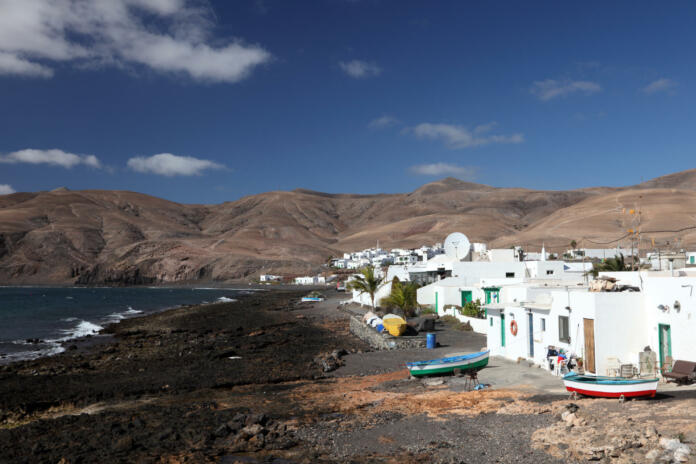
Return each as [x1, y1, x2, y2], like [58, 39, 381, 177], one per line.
[0, 149, 101, 168]
[410, 163, 475, 179]
[530, 79, 602, 101]
[0, 184, 16, 195]
[405, 122, 524, 149]
[339, 60, 381, 78]
[368, 115, 399, 129]
[0, 0, 271, 82]
[0, 51, 53, 78]
[127, 153, 224, 176]
[642, 78, 677, 95]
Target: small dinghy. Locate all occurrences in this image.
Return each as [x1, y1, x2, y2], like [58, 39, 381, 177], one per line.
[382, 314, 407, 336]
[563, 373, 658, 399]
[406, 350, 489, 377]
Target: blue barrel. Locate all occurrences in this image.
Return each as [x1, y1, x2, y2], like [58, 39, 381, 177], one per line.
[426, 333, 437, 349]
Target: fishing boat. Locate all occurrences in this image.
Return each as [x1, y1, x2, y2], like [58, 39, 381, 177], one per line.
[563, 373, 658, 399]
[382, 314, 407, 336]
[406, 350, 489, 377]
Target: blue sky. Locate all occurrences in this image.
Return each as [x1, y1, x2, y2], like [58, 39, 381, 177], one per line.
[0, 0, 694, 203]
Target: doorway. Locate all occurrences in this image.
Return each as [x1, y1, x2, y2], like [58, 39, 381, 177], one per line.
[583, 318, 596, 373]
[500, 314, 506, 347]
[658, 324, 672, 370]
[461, 290, 472, 306]
[528, 313, 534, 358]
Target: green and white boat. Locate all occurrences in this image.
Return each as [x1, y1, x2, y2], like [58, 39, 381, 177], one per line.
[406, 350, 489, 377]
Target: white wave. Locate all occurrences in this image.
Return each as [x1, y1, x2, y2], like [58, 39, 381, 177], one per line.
[0, 343, 65, 363]
[124, 307, 143, 315]
[62, 317, 78, 322]
[55, 320, 103, 341]
[217, 296, 237, 303]
[103, 312, 126, 323]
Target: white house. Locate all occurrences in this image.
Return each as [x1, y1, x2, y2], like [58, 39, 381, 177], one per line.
[487, 270, 696, 378]
[566, 247, 634, 260]
[294, 275, 326, 285]
[260, 274, 282, 282]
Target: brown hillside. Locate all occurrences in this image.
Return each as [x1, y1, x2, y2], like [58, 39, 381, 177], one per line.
[0, 169, 695, 284]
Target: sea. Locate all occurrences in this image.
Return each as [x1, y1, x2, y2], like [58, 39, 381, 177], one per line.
[0, 286, 254, 363]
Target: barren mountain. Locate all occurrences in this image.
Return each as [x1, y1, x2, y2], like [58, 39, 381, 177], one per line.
[1, 171, 695, 284]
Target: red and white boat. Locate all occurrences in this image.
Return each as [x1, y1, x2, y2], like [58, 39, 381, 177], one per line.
[563, 373, 658, 398]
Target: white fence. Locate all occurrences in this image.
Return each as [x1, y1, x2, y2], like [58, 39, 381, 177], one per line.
[439, 307, 488, 334]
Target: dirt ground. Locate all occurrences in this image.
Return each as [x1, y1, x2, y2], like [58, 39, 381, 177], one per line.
[1, 290, 695, 463]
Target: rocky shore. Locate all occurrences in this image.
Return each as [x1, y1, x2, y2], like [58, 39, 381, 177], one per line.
[1, 290, 695, 463]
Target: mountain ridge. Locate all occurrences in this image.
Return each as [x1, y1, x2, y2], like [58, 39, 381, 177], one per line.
[1, 169, 696, 284]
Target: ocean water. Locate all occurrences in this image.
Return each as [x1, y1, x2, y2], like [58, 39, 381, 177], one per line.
[0, 286, 253, 363]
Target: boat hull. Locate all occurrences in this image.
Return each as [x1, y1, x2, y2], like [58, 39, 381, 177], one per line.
[563, 376, 658, 398]
[407, 351, 489, 377]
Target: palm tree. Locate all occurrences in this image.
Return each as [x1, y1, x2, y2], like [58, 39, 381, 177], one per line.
[589, 253, 629, 277]
[347, 266, 384, 309]
[380, 277, 419, 316]
[570, 240, 577, 250]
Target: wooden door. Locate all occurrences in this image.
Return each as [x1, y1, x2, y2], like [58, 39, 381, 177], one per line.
[583, 318, 596, 373]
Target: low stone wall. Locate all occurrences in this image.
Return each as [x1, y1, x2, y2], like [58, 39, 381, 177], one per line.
[440, 308, 489, 334]
[349, 316, 426, 350]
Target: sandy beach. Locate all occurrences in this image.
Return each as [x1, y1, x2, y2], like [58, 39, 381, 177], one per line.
[1, 289, 696, 463]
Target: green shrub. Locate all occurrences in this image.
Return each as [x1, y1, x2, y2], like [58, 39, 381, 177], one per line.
[440, 315, 473, 331]
[460, 299, 485, 319]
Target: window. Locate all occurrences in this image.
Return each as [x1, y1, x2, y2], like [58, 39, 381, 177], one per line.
[541, 318, 546, 332]
[546, 270, 554, 275]
[558, 316, 570, 343]
[505, 272, 515, 278]
[490, 317, 493, 326]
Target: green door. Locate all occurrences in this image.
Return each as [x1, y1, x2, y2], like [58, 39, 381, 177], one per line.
[461, 290, 472, 306]
[500, 314, 506, 347]
[435, 292, 439, 314]
[484, 288, 500, 304]
[658, 324, 672, 369]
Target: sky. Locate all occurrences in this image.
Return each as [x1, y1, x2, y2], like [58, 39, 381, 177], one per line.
[0, 0, 695, 203]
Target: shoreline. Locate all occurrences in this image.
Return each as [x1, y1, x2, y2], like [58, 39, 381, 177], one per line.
[0, 285, 310, 365]
[2, 290, 694, 463]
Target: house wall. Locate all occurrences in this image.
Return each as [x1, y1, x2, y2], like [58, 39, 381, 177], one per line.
[592, 292, 646, 375]
[451, 261, 528, 283]
[350, 280, 393, 307]
[487, 288, 646, 375]
[641, 275, 696, 368]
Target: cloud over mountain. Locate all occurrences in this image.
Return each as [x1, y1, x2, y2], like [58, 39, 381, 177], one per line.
[0, 149, 101, 168]
[405, 122, 523, 149]
[127, 153, 224, 176]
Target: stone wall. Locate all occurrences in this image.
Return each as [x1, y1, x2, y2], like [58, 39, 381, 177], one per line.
[349, 316, 426, 350]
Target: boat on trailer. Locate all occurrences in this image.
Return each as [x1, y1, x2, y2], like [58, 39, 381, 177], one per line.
[563, 373, 658, 399]
[406, 350, 489, 377]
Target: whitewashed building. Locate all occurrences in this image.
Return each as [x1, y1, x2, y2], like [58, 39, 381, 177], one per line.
[294, 276, 326, 285]
[259, 274, 282, 282]
[487, 270, 696, 377]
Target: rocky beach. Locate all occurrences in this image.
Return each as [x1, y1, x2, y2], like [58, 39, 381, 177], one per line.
[1, 289, 696, 463]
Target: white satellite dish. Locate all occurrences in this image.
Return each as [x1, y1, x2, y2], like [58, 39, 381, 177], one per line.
[444, 232, 470, 260]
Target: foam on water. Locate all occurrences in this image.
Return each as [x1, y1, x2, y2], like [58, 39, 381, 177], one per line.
[0, 286, 245, 363]
[57, 320, 104, 341]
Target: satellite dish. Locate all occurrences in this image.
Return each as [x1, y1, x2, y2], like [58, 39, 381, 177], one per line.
[444, 232, 470, 260]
